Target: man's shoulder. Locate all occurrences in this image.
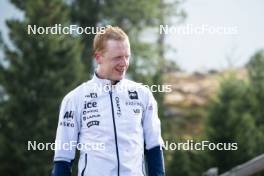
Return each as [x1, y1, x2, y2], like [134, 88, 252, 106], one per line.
[63, 82, 87, 101]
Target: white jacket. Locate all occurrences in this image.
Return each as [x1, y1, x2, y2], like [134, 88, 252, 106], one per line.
[54, 74, 164, 176]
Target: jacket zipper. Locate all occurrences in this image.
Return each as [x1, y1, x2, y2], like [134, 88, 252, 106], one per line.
[81, 153, 87, 176]
[109, 89, 120, 176]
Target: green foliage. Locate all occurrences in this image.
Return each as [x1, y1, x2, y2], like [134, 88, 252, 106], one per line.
[247, 50, 264, 99]
[205, 77, 257, 173]
[168, 148, 209, 176]
[247, 49, 264, 155]
[0, 0, 83, 175]
[168, 149, 192, 176]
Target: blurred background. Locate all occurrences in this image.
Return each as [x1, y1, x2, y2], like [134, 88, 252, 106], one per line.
[0, 0, 264, 175]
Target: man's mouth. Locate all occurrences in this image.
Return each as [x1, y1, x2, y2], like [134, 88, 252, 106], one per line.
[115, 68, 125, 74]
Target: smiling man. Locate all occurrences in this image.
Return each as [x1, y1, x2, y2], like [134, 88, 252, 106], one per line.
[51, 26, 165, 176]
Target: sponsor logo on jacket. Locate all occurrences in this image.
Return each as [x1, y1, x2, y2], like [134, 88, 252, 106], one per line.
[133, 108, 141, 117]
[85, 93, 97, 98]
[84, 101, 97, 109]
[83, 114, 101, 121]
[87, 120, 100, 128]
[128, 90, 138, 99]
[115, 97, 122, 117]
[64, 111, 74, 120]
[60, 121, 74, 127]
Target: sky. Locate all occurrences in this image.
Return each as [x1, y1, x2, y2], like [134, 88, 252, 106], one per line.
[0, 0, 264, 72]
[167, 0, 264, 72]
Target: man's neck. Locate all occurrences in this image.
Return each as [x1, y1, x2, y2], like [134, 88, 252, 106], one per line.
[95, 72, 118, 85]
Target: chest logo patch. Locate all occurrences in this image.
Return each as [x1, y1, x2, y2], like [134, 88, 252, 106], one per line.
[128, 90, 138, 99]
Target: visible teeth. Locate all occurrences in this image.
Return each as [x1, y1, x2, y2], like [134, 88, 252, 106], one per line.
[116, 68, 124, 72]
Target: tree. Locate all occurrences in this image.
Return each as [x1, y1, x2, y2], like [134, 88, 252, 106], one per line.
[0, 0, 83, 175]
[205, 76, 256, 174]
[168, 149, 192, 176]
[247, 49, 264, 155]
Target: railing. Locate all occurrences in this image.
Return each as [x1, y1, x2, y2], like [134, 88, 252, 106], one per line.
[203, 154, 264, 176]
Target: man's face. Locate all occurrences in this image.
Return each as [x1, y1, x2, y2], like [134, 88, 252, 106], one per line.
[95, 39, 130, 81]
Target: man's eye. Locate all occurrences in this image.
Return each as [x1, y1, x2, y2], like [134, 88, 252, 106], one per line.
[113, 56, 129, 60]
[114, 56, 122, 60]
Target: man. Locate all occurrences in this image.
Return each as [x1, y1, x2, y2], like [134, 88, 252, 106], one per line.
[51, 26, 165, 176]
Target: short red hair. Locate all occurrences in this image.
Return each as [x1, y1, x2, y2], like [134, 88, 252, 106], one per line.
[93, 25, 129, 53]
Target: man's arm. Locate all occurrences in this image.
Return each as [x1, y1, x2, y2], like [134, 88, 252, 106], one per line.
[143, 90, 165, 176]
[51, 93, 80, 176]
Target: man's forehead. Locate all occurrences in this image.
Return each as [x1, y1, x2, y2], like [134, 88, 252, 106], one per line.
[105, 39, 130, 51]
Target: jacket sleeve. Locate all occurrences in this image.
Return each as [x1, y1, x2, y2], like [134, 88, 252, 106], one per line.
[51, 161, 72, 176]
[53, 93, 80, 164]
[143, 90, 165, 175]
[143, 90, 164, 150]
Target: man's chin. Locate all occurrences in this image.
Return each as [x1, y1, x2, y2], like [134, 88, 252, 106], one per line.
[114, 74, 124, 81]
[116, 76, 123, 81]
[110, 71, 126, 81]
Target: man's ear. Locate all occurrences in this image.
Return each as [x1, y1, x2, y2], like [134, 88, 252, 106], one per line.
[94, 52, 101, 64]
